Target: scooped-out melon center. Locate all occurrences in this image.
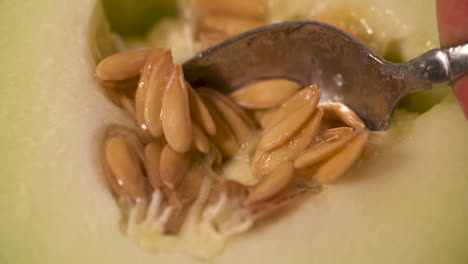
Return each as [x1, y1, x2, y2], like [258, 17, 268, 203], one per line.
[93, 0, 384, 258]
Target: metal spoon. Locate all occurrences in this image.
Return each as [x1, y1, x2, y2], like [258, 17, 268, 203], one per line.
[182, 21, 468, 130]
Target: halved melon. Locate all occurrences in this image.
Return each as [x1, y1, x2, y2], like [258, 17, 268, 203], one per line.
[0, 0, 467, 263]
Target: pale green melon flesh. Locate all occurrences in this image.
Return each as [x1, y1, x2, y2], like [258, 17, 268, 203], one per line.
[1, 0, 468, 264]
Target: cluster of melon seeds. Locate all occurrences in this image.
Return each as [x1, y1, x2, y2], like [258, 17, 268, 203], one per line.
[95, 47, 369, 257]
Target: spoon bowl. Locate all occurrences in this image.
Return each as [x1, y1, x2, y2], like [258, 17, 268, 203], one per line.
[183, 21, 468, 130]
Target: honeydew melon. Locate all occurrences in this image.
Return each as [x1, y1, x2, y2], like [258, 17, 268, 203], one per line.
[0, 0, 467, 263]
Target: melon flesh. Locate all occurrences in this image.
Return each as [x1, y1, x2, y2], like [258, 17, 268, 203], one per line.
[0, 0, 467, 264]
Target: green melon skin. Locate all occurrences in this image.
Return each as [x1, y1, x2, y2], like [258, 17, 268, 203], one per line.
[0, 0, 467, 264]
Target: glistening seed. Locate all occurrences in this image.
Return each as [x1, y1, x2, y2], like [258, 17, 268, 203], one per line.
[320, 127, 354, 142]
[162, 65, 193, 153]
[262, 85, 320, 132]
[246, 160, 295, 204]
[104, 135, 148, 200]
[200, 89, 252, 142]
[253, 108, 323, 177]
[134, 48, 166, 130]
[321, 103, 365, 130]
[192, 121, 211, 154]
[144, 141, 164, 189]
[294, 131, 359, 169]
[96, 47, 152, 81]
[159, 145, 191, 189]
[187, 83, 217, 136]
[257, 86, 320, 152]
[230, 79, 300, 109]
[144, 50, 174, 138]
[315, 130, 369, 184]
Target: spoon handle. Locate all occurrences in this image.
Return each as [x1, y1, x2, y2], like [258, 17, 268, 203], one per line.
[445, 44, 468, 81]
[399, 43, 468, 92]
